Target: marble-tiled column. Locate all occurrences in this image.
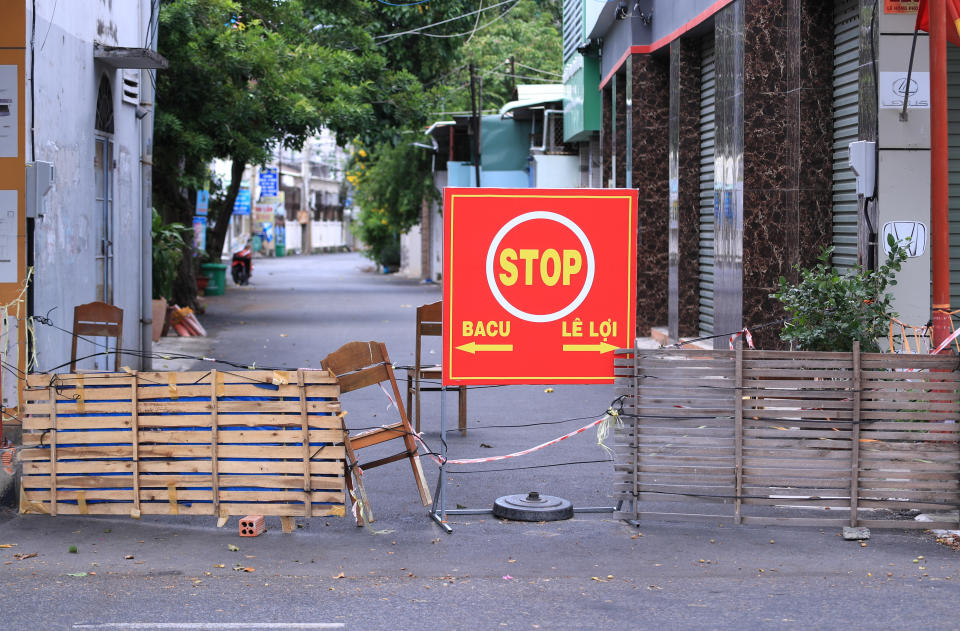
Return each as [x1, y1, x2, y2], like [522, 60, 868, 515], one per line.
[741, 0, 834, 348]
[631, 54, 670, 336]
[602, 84, 612, 187]
[668, 40, 703, 341]
[615, 72, 627, 188]
[713, 2, 745, 347]
[712, 0, 835, 349]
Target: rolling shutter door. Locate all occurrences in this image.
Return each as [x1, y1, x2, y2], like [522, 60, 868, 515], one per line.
[831, 0, 860, 271]
[698, 35, 716, 336]
[948, 44, 960, 310]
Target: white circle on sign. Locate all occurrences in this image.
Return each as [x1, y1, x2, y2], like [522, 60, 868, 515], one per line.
[485, 211, 595, 323]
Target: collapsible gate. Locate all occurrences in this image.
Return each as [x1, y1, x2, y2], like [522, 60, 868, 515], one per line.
[613, 346, 960, 529]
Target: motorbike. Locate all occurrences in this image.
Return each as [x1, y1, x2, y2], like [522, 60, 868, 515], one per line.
[231, 244, 252, 285]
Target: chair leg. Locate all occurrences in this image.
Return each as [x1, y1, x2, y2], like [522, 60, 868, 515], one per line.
[343, 460, 362, 527]
[458, 386, 467, 436]
[405, 369, 414, 432]
[414, 376, 422, 435]
[341, 421, 372, 526]
[351, 466, 373, 525]
[402, 431, 432, 506]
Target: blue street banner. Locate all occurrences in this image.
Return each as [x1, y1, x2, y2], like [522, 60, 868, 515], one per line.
[193, 216, 207, 252]
[259, 168, 278, 198]
[233, 188, 251, 215]
[196, 189, 209, 216]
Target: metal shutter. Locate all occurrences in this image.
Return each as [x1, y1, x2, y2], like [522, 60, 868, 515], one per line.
[562, 0, 582, 65]
[698, 35, 716, 336]
[948, 43, 960, 310]
[831, 0, 860, 271]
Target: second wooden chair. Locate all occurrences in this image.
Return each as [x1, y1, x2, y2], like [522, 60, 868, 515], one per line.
[405, 301, 467, 435]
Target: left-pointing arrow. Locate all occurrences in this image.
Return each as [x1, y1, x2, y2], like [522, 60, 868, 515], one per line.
[456, 342, 514, 354]
[561, 342, 618, 354]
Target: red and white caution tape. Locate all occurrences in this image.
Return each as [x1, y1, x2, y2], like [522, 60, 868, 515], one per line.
[729, 328, 755, 350]
[415, 412, 618, 467]
[931, 325, 960, 355]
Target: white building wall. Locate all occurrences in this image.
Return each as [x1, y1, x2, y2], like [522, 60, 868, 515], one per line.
[532, 154, 580, 188]
[399, 224, 422, 278]
[877, 10, 932, 331]
[284, 221, 302, 253]
[310, 221, 344, 249]
[29, 0, 151, 371]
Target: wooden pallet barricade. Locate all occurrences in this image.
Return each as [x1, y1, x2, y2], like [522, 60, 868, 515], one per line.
[19, 369, 346, 521]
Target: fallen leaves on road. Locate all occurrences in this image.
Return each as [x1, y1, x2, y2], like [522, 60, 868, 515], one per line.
[0, 544, 16, 548]
[333, 572, 345, 579]
[66, 572, 87, 577]
[227, 544, 240, 552]
[14, 552, 37, 560]
[124, 555, 134, 560]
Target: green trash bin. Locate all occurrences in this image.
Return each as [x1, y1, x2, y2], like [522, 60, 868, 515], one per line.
[200, 262, 228, 296]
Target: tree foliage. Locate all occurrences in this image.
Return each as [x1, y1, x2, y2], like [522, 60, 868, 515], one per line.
[771, 236, 907, 353]
[346, 0, 562, 266]
[448, 0, 563, 112]
[154, 0, 561, 300]
[347, 140, 437, 267]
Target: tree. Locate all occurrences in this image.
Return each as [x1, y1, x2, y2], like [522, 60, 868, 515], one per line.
[347, 139, 437, 267]
[155, 0, 339, 306]
[346, 1, 563, 264]
[453, 0, 563, 112]
[155, 0, 479, 307]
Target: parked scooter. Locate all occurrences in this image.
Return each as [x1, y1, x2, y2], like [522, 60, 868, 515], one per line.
[231, 244, 252, 285]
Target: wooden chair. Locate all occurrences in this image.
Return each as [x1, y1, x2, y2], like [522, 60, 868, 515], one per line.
[322, 341, 432, 526]
[405, 301, 467, 436]
[70, 301, 123, 372]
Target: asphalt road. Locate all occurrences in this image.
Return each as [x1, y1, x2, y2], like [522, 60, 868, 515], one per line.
[2, 252, 958, 630]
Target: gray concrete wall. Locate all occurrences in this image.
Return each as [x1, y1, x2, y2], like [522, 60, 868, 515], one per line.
[29, 0, 150, 373]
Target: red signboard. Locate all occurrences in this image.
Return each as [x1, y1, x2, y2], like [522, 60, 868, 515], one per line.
[443, 188, 638, 385]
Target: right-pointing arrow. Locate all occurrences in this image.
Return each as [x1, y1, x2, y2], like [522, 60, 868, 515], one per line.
[562, 342, 618, 354]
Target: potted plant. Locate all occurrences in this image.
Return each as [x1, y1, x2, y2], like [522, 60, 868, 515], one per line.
[151, 209, 187, 338]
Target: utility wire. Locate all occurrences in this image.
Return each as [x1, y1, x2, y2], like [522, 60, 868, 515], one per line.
[374, 0, 518, 42]
[464, 0, 483, 45]
[513, 61, 561, 77]
[415, 1, 520, 39]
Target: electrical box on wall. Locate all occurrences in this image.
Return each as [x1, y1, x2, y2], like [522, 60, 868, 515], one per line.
[25, 160, 53, 218]
[848, 141, 876, 197]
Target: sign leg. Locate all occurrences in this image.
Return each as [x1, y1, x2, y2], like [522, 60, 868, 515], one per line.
[429, 384, 453, 534]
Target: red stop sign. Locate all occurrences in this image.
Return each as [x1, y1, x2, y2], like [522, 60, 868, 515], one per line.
[443, 188, 637, 385]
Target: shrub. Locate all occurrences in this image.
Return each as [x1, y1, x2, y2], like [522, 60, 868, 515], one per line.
[772, 235, 907, 353]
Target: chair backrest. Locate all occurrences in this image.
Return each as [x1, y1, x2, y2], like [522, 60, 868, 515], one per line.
[71, 301, 123, 372]
[415, 301, 442, 371]
[321, 340, 397, 396]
